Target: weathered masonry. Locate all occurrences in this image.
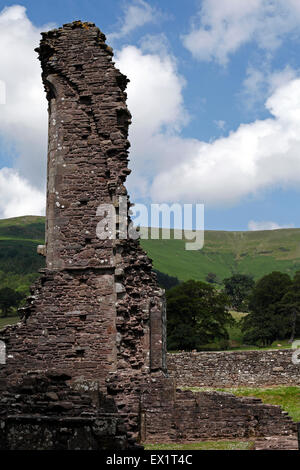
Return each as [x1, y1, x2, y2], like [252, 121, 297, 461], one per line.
[168, 350, 300, 388]
[0, 21, 166, 450]
[0, 22, 297, 450]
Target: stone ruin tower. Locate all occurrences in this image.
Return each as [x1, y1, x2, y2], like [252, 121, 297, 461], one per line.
[0, 21, 297, 450]
[0, 21, 168, 450]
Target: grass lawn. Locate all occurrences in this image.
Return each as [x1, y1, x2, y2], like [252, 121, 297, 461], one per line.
[144, 441, 254, 450]
[182, 385, 300, 422]
[0, 315, 20, 329]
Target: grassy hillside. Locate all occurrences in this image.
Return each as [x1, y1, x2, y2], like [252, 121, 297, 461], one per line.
[140, 227, 300, 282]
[1, 216, 300, 295]
[0, 216, 45, 294]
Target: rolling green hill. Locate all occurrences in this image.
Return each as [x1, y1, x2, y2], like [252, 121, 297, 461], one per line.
[140, 226, 300, 282]
[0, 216, 45, 294]
[1, 216, 300, 294]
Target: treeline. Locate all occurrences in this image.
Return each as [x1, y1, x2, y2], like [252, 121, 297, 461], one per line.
[0, 240, 44, 275]
[0, 287, 25, 317]
[166, 271, 300, 350]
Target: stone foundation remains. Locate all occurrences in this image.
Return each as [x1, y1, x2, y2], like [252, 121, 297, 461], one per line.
[0, 21, 297, 449]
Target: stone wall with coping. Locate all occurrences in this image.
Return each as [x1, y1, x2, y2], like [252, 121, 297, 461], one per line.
[167, 349, 300, 388]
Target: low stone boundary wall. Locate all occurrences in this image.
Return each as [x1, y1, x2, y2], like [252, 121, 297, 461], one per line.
[167, 349, 300, 388]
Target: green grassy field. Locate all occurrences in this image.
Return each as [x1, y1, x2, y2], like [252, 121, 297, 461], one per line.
[0, 315, 19, 329]
[0, 216, 45, 293]
[144, 441, 254, 450]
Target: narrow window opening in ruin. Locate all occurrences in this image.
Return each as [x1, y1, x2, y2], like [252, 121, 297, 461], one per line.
[116, 109, 129, 127]
[79, 314, 87, 321]
[115, 74, 128, 91]
[79, 197, 89, 205]
[75, 64, 83, 71]
[76, 348, 85, 357]
[79, 96, 92, 106]
[45, 79, 57, 100]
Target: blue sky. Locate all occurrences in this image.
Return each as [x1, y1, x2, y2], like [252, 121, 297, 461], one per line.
[1, 0, 300, 231]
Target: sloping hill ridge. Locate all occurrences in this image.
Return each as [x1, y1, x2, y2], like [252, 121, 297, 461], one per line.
[0, 216, 45, 293]
[140, 227, 300, 282]
[1, 216, 300, 293]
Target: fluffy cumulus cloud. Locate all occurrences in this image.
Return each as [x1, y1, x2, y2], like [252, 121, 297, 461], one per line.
[182, 0, 300, 65]
[108, 0, 161, 41]
[241, 64, 298, 109]
[0, 5, 51, 186]
[2, 5, 300, 220]
[0, 168, 45, 218]
[115, 45, 189, 197]
[148, 77, 300, 205]
[0, 6, 53, 218]
[116, 41, 300, 207]
[248, 220, 295, 231]
[114, 40, 300, 207]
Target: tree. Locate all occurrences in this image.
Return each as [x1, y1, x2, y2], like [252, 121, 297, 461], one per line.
[277, 271, 300, 343]
[0, 287, 24, 317]
[223, 274, 255, 311]
[166, 280, 233, 351]
[205, 272, 217, 284]
[241, 271, 292, 346]
[154, 270, 180, 291]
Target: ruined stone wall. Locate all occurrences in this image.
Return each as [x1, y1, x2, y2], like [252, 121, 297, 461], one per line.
[0, 370, 129, 450]
[141, 386, 297, 443]
[0, 21, 166, 388]
[0, 21, 166, 449]
[167, 350, 300, 388]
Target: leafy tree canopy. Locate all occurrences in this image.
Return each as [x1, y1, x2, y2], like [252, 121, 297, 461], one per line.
[205, 272, 218, 284]
[154, 270, 180, 291]
[241, 271, 292, 346]
[166, 280, 233, 351]
[0, 287, 25, 317]
[223, 273, 255, 311]
[276, 271, 300, 343]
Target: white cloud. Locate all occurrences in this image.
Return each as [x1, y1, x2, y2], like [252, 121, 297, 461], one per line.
[139, 33, 170, 56]
[0, 168, 45, 218]
[115, 45, 189, 196]
[214, 120, 226, 131]
[248, 220, 294, 230]
[182, 0, 300, 65]
[2, 5, 300, 221]
[108, 0, 160, 41]
[123, 73, 300, 207]
[114, 43, 300, 208]
[241, 64, 298, 108]
[0, 5, 51, 187]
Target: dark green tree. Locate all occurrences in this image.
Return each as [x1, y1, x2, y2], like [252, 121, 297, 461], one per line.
[223, 274, 255, 311]
[205, 272, 217, 284]
[154, 270, 180, 291]
[241, 271, 292, 346]
[0, 287, 24, 317]
[277, 271, 300, 343]
[166, 280, 233, 351]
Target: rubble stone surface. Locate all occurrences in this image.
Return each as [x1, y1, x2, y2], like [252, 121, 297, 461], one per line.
[168, 349, 300, 388]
